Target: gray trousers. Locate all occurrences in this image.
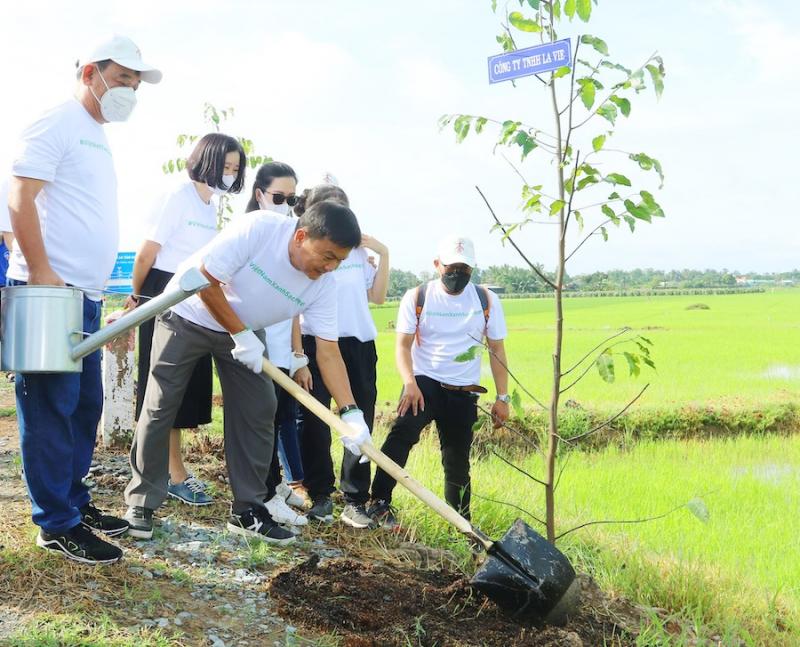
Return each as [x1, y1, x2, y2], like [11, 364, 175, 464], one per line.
[125, 311, 276, 514]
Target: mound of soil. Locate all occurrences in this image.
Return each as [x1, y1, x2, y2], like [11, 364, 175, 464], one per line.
[269, 555, 642, 646]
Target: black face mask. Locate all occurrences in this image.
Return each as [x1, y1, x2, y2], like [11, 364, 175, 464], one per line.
[441, 270, 471, 294]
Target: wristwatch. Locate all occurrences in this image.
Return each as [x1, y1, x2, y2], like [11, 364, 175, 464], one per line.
[496, 394, 511, 403]
[339, 404, 360, 416]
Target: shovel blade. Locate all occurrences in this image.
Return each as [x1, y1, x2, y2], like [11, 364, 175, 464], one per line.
[470, 519, 576, 624]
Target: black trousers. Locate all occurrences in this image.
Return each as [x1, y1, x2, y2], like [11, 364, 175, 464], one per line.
[300, 335, 377, 504]
[370, 374, 478, 519]
[265, 367, 295, 498]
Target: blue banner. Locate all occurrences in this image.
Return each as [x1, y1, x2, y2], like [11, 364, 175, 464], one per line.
[488, 39, 571, 84]
[106, 251, 135, 295]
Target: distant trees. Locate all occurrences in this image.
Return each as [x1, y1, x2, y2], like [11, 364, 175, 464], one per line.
[385, 266, 798, 299]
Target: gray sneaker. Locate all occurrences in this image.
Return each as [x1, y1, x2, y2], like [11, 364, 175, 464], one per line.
[307, 497, 333, 523]
[123, 506, 154, 540]
[340, 503, 375, 529]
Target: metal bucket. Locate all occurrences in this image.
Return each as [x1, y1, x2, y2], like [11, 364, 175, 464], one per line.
[0, 268, 210, 374]
[1, 286, 85, 373]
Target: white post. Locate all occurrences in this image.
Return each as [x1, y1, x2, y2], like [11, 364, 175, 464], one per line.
[100, 330, 136, 447]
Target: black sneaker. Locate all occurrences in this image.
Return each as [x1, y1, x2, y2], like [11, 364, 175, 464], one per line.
[227, 507, 296, 546]
[36, 523, 123, 565]
[340, 503, 375, 529]
[367, 499, 399, 530]
[80, 503, 129, 537]
[307, 496, 334, 523]
[123, 506, 154, 539]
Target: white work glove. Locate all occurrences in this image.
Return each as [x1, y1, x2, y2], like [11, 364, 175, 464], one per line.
[340, 408, 372, 464]
[289, 352, 309, 378]
[230, 329, 266, 374]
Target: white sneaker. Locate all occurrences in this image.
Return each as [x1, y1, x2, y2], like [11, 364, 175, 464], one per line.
[265, 493, 308, 526]
[277, 481, 305, 508]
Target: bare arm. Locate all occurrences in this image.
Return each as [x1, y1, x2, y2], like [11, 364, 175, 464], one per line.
[291, 316, 303, 353]
[315, 338, 356, 408]
[125, 239, 161, 309]
[196, 264, 247, 335]
[396, 332, 424, 416]
[487, 337, 510, 427]
[2, 232, 14, 248]
[362, 235, 389, 305]
[7, 176, 63, 285]
[291, 316, 313, 391]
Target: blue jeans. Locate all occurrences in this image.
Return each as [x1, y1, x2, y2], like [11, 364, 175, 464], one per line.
[10, 281, 103, 533]
[276, 395, 304, 483]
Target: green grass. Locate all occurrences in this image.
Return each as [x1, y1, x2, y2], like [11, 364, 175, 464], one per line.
[370, 289, 800, 411]
[382, 428, 800, 644]
[3, 613, 173, 647]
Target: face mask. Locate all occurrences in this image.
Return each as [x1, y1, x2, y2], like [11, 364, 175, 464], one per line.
[90, 68, 137, 122]
[209, 174, 236, 196]
[441, 269, 471, 294]
[269, 202, 290, 216]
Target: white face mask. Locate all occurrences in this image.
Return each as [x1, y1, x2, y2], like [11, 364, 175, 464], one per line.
[209, 174, 236, 196]
[270, 202, 290, 216]
[258, 191, 290, 215]
[90, 68, 137, 122]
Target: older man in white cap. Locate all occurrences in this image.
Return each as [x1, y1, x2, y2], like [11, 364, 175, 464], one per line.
[6, 35, 161, 565]
[368, 236, 510, 528]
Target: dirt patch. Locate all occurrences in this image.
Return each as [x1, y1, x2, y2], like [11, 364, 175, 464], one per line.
[269, 555, 641, 646]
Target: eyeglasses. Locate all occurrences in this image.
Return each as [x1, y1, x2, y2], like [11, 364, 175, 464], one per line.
[265, 190, 299, 207]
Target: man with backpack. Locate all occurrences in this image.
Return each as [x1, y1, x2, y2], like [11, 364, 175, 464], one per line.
[368, 236, 510, 528]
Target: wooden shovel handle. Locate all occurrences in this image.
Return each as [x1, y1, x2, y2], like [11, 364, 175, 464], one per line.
[260, 357, 491, 548]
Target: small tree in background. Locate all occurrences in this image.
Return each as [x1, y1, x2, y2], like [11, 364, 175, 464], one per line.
[441, 0, 666, 542]
[162, 103, 270, 229]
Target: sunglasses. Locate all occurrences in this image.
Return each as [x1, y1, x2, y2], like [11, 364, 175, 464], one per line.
[265, 190, 299, 207]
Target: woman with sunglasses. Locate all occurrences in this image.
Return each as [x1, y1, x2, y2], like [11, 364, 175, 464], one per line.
[295, 183, 390, 528]
[246, 162, 309, 528]
[126, 132, 246, 507]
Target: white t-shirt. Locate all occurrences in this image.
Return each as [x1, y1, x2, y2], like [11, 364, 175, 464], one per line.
[396, 280, 507, 386]
[169, 212, 338, 339]
[264, 319, 292, 369]
[7, 99, 118, 300]
[147, 181, 217, 273]
[301, 246, 377, 342]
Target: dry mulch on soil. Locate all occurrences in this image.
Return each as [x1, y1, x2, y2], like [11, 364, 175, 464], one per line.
[269, 554, 643, 646]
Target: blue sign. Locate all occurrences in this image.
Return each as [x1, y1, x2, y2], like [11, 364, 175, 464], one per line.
[488, 39, 571, 84]
[106, 251, 135, 295]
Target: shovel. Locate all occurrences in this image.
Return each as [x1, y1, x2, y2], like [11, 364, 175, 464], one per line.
[260, 358, 578, 624]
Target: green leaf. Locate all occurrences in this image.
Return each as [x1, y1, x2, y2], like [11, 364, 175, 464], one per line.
[600, 225, 608, 241]
[604, 173, 631, 186]
[496, 32, 516, 52]
[592, 134, 606, 152]
[453, 115, 472, 143]
[609, 95, 631, 117]
[552, 0, 561, 19]
[511, 389, 524, 418]
[167, 159, 175, 173]
[578, 78, 596, 110]
[596, 350, 615, 383]
[564, 0, 575, 19]
[491, 0, 498, 12]
[623, 214, 636, 232]
[630, 152, 665, 189]
[574, 210, 584, 229]
[687, 498, 710, 523]
[640, 190, 665, 217]
[472, 414, 488, 432]
[475, 116, 488, 134]
[600, 60, 632, 75]
[596, 102, 618, 125]
[580, 34, 608, 56]
[608, 191, 621, 200]
[438, 114, 454, 130]
[625, 199, 651, 222]
[623, 352, 641, 377]
[514, 130, 538, 159]
[601, 204, 620, 225]
[576, 0, 591, 21]
[552, 65, 571, 79]
[575, 175, 599, 191]
[642, 356, 656, 370]
[526, 0, 541, 8]
[500, 120, 521, 145]
[455, 345, 484, 362]
[550, 199, 566, 216]
[509, 11, 542, 32]
[646, 61, 665, 99]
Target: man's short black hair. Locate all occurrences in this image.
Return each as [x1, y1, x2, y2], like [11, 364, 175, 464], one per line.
[297, 200, 361, 249]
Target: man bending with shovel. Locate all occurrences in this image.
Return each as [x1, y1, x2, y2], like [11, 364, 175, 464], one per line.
[369, 236, 510, 528]
[124, 201, 371, 544]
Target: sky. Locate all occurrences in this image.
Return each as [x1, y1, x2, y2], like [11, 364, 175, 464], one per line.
[0, 0, 797, 275]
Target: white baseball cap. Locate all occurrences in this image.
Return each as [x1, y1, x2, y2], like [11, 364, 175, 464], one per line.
[76, 35, 162, 84]
[437, 235, 477, 267]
